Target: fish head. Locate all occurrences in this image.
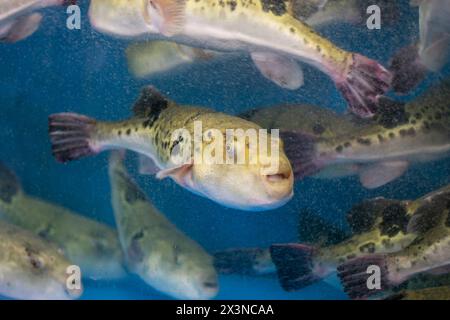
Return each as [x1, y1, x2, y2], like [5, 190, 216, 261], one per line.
[88, 0, 158, 37]
[173, 130, 294, 211]
[12, 247, 83, 300]
[142, 241, 219, 300]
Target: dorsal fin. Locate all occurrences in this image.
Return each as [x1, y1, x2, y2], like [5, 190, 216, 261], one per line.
[132, 86, 174, 118]
[346, 198, 401, 234]
[298, 208, 349, 246]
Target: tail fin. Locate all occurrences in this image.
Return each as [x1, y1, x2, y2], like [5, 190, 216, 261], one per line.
[335, 54, 392, 118]
[389, 43, 428, 94]
[337, 254, 391, 299]
[48, 113, 100, 163]
[280, 131, 323, 179]
[270, 244, 320, 291]
[0, 162, 21, 203]
[213, 248, 274, 276]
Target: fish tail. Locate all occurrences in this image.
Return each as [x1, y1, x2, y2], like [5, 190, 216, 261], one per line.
[334, 53, 392, 118]
[279, 131, 323, 179]
[0, 161, 22, 203]
[270, 244, 320, 291]
[389, 43, 428, 94]
[337, 254, 391, 299]
[48, 113, 103, 163]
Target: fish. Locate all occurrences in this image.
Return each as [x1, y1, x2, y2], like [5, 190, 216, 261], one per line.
[337, 185, 450, 299]
[261, 78, 450, 189]
[125, 0, 400, 89]
[213, 247, 276, 276]
[108, 151, 219, 300]
[213, 209, 349, 278]
[88, 0, 393, 118]
[126, 40, 218, 78]
[48, 86, 294, 211]
[270, 197, 419, 291]
[0, 0, 70, 42]
[0, 161, 126, 280]
[390, 0, 450, 93]
[384, 286, 450, 300]
[0, 220, 82, 300]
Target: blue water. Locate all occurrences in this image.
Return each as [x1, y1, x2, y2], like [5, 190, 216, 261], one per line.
[0, 1, 449, 300]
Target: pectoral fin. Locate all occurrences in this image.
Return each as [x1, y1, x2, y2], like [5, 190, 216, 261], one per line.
[156, 163, 194, 188]
[145, 0, 186, 36]
[359, 161, 409, 189]
[251, 52, 304, 90]
[0, 13, 42, 43]
[420, 34, 450, 72]
[138, 155, 160, 175]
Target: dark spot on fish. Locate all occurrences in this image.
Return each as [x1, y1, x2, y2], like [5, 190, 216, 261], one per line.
[357, 138, 371, 146]
[359, 242, 376, 253]
[312, 123, 325, 135]
[25, 245, 44, 272]
[336, 145, 344, 153]
[376, 98, 408, 129]
[378, 134, 385, 143]
[260, 0, 287, 16]
[115, 171, 147, 204]
[127, 238, 144, 264]
[37, 225, 53, 240]
[380, 203, 409, 237]
[389, 132, 395, 139]
[346, 254, 356, 260]
[344, 142, 352, 148]
[126, 129, 131, 136]
[0, 163, 20, 204]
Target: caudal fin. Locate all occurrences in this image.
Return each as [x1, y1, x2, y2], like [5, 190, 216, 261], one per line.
[280, 131, 322, 179]
[337, 254, 391, 299]
[0, 162, 21, 203]
[270, 244, 320, 291]
[48, 113, 99, 163]
[335, 54, 392, 118]
[389, 43, 428, 94]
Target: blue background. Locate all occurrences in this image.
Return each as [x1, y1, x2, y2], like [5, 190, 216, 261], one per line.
[0, 0, 449, 299]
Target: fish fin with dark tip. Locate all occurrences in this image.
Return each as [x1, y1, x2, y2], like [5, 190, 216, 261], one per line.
[337, 254, 392, 299]
[270, 244, 321, 291]
[298, 209, 349, 246]
[389, 43, 428, 94]
[48, 113, 100, 163]
[132, 86, 173, 118]
[334, 53, 392, 118]
[280, 131, 323, 179]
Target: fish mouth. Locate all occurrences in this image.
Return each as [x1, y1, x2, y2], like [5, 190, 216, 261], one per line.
[265, 172, 291, 182]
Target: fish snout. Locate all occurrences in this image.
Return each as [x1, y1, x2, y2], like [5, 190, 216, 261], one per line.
[261, 159, 294, 201]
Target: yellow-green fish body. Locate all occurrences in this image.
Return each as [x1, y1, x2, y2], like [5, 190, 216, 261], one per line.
[49, 87, 294, 211]
[0, 162, 126, 280]
[108, 151, 218, 300]
[0, 220, 82, 300]
[251, 79, 450, 188]
[338, 185, 450, 299]
[89, 0, 392, 117]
